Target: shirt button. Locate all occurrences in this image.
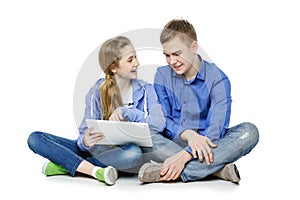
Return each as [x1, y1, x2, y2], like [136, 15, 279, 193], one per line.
[181, 119, 186, 125]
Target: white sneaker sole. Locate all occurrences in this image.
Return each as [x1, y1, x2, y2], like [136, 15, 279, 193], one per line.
[104, 166, 118, 185]
[42, 160, 50, 175]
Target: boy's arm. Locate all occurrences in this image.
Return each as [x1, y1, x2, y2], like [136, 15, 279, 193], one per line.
[205, 76, 232, 140]
[153, 69, 181, 138]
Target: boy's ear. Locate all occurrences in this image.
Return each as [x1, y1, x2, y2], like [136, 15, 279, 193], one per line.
[191, 41, 198, 54]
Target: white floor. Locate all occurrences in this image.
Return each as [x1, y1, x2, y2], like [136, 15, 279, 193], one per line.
[19, 158, 254, 199]
[5, 136, 297, 200]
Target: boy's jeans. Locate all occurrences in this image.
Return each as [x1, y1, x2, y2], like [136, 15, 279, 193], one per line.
[142, 122, 259, 182]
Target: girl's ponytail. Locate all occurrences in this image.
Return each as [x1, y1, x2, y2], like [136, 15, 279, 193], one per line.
[100, 73, 122, 120]
[98, 36, 131, 119]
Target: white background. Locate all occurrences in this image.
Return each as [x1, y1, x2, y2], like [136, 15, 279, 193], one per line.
[1, 0, 299, 199]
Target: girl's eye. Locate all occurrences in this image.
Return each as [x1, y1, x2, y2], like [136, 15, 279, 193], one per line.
[128, 55, 137, 63]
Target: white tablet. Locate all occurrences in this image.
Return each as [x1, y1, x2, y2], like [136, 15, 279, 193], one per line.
[85, 119, 153, 147]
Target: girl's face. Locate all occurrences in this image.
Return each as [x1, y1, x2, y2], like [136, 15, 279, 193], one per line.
[112, 44, 139, 81]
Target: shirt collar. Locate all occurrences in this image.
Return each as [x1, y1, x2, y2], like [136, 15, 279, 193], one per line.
[197, 54, 205, 81]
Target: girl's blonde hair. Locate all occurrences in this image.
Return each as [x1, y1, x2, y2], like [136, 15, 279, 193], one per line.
[98, 36, 132, 120]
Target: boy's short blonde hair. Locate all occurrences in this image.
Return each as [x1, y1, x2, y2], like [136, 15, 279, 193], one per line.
[160, 19, 197, 46]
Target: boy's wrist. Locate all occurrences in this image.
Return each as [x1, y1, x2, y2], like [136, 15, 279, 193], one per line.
[181, 129, 196, 142]
[180, 150, 192, 162]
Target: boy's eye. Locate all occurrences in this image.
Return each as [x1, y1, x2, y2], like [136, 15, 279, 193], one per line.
[164, 53, 180, 57]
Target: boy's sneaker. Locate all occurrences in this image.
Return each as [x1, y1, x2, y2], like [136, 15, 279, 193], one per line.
[138, 162, 162, 183]
[213, 163, 241, 184]
[95, 166, 118, 186]
[42, 160, 68, 176]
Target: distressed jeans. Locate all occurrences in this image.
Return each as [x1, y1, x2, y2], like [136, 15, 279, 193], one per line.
[142, 122, 259, 182]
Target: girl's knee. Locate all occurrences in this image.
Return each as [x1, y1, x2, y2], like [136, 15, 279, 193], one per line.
[27, 131, 43, 150]
[122, 143, 143, 164]
[122, 143, 142, 154]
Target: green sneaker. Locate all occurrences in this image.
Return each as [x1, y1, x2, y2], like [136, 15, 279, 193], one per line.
[42, 160, 68, 176]
[95, 166, 118, 185]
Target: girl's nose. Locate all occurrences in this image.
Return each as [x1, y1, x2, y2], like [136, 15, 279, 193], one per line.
[134, 58, 140, 67]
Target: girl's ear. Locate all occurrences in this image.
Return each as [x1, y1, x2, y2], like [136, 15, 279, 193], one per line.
[110, 64, 117, 73]
[191, 41, 198, 54]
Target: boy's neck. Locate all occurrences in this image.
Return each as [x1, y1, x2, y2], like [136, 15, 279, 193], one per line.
[184, 55, 201, 81]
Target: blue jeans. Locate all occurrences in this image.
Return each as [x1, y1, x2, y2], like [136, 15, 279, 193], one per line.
[88, 144, 144, 173]
[27, 131, 144, 175]
[142, 122, 259, 182]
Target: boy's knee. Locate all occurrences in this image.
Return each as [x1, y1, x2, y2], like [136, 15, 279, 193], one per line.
[240, 122, 259, 146]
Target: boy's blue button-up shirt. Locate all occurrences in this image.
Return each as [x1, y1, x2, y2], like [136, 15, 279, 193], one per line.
[154, 56, 232, 154]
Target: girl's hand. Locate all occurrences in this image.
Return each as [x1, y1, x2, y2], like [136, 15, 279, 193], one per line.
[109, 108, 123, 121]
[83, 127, 105, 147]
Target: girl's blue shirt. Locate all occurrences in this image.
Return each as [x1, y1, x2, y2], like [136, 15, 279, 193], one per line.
[77, 78, 166, 151]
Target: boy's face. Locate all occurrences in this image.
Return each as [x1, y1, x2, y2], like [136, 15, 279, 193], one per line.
[162, 36, 197, 77]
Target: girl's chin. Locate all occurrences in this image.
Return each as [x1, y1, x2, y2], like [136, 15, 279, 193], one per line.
[129, 75, 138, 80]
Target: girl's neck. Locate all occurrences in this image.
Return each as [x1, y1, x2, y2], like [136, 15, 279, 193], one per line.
[115, 77, 132, 95]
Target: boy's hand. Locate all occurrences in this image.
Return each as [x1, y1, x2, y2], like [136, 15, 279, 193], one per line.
[181, 130, 217, 165]
[160, 150, 192, 181]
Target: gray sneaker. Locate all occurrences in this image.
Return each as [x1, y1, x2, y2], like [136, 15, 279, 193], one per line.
[138, 163, 162, 183]
[213, 163, 241, 183]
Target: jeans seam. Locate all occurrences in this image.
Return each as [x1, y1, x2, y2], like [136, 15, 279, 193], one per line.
[70, 158, 83, 176]
[180, 172, 187, 182]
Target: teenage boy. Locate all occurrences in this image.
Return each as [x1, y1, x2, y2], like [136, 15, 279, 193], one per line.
[138, 19, 259, 184]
